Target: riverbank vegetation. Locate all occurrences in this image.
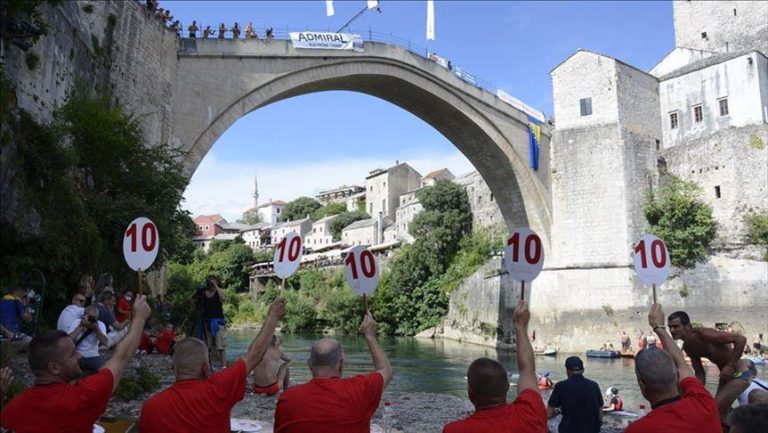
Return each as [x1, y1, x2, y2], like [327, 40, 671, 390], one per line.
[166, 180, 502, 336]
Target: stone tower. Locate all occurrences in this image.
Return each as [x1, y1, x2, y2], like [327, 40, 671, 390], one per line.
[673, 0, 768, 55]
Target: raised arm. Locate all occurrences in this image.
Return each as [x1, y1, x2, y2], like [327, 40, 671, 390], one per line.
[361, 311, 394, 387]
[513, 300, 537, 393]
[94, 322, 108, 347]
[243, 297, 286, 371]
[104, 295, 151, 392]
[649, 304, 694, 381]
[695, 327, 747, 376]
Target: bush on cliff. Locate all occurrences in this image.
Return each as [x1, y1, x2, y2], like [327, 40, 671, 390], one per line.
[644, 176, 717, 269]
[744, 211, 768, 260]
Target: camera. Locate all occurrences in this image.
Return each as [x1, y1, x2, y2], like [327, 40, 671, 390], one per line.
[25, 289, 42, 304]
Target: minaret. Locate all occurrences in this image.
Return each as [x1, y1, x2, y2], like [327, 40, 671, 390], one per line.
[252, 173, 259, 208]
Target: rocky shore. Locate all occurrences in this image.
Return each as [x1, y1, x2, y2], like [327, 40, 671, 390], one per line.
[4, 347, 626, 432]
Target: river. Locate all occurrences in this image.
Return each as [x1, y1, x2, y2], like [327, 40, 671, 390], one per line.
[227, 330, 768, 413]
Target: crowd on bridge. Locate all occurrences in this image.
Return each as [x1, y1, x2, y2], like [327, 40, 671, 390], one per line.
[1, 267, 767, 432]
[143, 0, 275, 40]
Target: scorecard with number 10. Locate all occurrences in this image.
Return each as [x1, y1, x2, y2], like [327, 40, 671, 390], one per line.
[273, 232, 303, 279]
[344, 245, 380, 296]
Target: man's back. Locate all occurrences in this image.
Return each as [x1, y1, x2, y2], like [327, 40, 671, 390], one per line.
[1, 369, 113, 433]
[548, 374, 603, 433]
[443, 389, 546, 433]
[275, 373, 384, 433]
[625, 377, 721, 433]
[139, 359, 247, 433]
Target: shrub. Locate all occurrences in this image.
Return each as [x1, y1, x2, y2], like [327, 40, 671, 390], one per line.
[82, 4, 94, 13]
[114, 365, 159, 400]
[25, 51, 40, 70]
[744, 212, 768, 260]
[644, 176, 716, 268]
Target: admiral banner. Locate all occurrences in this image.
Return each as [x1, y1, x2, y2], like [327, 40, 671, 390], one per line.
[290, 32, 363, 52]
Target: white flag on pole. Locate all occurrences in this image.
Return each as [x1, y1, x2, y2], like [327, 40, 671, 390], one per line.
[426, 0, 435, 40]
[367, 0, 379, 9]
[326, 0, 335, 17]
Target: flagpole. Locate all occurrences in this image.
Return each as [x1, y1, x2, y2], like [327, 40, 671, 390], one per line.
[337, 2, 381, 33]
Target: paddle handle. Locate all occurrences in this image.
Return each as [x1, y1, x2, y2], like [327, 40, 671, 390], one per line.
[652, 283, 656, 304]
[138, 269, 143, 296]
[363, 294, 369, 312]
[520, 280, 525, 302]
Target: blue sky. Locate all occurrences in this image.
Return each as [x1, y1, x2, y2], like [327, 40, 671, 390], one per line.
[177, 1, 674, 220]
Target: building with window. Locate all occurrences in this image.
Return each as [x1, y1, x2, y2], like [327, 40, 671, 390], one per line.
[315, 185, 365, 206]
[341, 217, 394, 247]
[257, 199, 287, 224]
[364, 162, 422, 221]
[270, 217, 312, 245]
[305, 215, 339, 250]
[241, 222, 273, 250]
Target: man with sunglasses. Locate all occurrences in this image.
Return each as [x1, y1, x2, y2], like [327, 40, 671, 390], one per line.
[56, 293, 88, 331]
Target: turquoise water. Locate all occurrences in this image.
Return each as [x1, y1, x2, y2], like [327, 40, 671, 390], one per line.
[227, 331, 768, 411]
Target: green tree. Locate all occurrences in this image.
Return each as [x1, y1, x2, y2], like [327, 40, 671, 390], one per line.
[281, 197, 320, 222]
[216, 243, 255, 290]
[312, 202, 347, 221]
[744, 212, 768, 260]
[644, 176, 717, 269]
[329, 211, 370, 241]
[238, 207, 262, 225]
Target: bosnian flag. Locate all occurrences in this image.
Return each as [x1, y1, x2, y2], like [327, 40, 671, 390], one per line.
[426, 0, 435, 40]
[326, 0, 334, 16]
[367, 1, 379, 9]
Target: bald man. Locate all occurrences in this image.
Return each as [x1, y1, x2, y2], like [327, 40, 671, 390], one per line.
[139, 297, 286, 433]
[274, 311, 394, 433]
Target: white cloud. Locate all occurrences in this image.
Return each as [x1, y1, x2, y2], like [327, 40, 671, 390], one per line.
[182, 150, 476, 221]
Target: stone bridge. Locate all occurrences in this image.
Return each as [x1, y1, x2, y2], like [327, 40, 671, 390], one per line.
[171, 38, 553, 244]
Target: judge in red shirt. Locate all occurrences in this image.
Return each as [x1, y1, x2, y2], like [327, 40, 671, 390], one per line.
[274, 310, 394, 433]
[1, 295, 152, 433]
[443, 300, 547, 433]
[139, 297, 286, 433]
[626, 303, 722, 433]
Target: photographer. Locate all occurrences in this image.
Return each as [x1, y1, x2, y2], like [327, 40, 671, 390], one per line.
[66, 305, 108, 375]
[0, 287, 33, 342]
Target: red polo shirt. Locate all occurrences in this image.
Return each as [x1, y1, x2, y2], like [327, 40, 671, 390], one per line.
[139, 359, 247, 433]
[1, 369, 114, 433]
[625, 377, 721, 433]
[155, 331, 177, 354]
[275, 372, 384, 433]
[442, 388, 547, 433]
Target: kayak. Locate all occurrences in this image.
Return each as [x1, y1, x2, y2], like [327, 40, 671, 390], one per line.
[586, 350, 620, 358]
[536, 348, 558, 356]
[605, 410, 640, 418]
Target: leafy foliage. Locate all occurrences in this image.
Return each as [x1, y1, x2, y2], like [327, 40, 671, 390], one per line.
[312, 202, 347, 221]
[114, 364, 160, 400]
[238, 207, 262, 225]
[0, 0, 61, 43]
[281, 197, 320, 222]
[328, 211, 370, 241]
[744, 212, 768, 260]
[644, 176, 717, 269]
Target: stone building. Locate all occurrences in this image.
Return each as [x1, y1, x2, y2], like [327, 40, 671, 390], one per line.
[315, 185, 365, 206]
[453, 171, 505, 231]
[672, 0, 768, 55]
[341, 217, 394, 246]
[241, 222, 273, 250]
[420, 168, 455, 187]
[258, 200, 286, 224]
[270, 217, 312, 245]
[395, 189, 422, 243]
[193, 214, 226, 238]
[305, 215, 339, 250]
[364, 162, 422, 221]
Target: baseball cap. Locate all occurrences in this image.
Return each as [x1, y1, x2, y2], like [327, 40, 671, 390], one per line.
[565, 356, 584, 370]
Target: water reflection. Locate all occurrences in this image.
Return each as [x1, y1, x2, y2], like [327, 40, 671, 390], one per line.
[227, 331, 767, 411]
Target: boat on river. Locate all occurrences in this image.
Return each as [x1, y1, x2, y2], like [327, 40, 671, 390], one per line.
[535, 348, 558, 356]
[586, 350, 620, 358]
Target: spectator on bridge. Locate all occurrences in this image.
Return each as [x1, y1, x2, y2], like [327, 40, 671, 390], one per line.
[56, 292, 87, 331]
[266, 27, 274, 39]
[245, 22, 256, 39]
[1, 296, 151, 432]
[274, 310, 394, 433]
[66, 305, 108, 376]
[625, 304, 721, 433]
[218, 23, 227, 39]
[188, 20, 199, 38]
[171, 20, 181, 35]
[139, 298, 285, 432]
[231, 22, 241, 39]
[203, 25, 215, 39]
[443, 300, 545, 433]
[0, 286, 33, 343]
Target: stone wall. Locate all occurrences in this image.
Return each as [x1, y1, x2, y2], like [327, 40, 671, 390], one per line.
[673, 0, 768, 55]
[661, 124, 768, 249]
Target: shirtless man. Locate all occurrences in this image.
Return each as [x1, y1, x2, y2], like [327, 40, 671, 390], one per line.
[252, 335, 290, 396]
[667, 310, 748, 424]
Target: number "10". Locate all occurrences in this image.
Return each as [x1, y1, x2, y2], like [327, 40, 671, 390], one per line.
[126, 222, 157, 252]
[634, 239, 667, 268]
[508, 232, 542, 265]
[276, 236, 301, 262]
[346, 250, 376, 279]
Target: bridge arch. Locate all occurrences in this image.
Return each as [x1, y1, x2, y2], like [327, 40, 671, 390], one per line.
[173, 39, 552, 243]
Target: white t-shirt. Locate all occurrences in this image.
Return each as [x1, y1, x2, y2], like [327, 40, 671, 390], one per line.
[66, 318, 106, 358]
[57, 305, 84, 331]
[738, 377, 768, 405]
